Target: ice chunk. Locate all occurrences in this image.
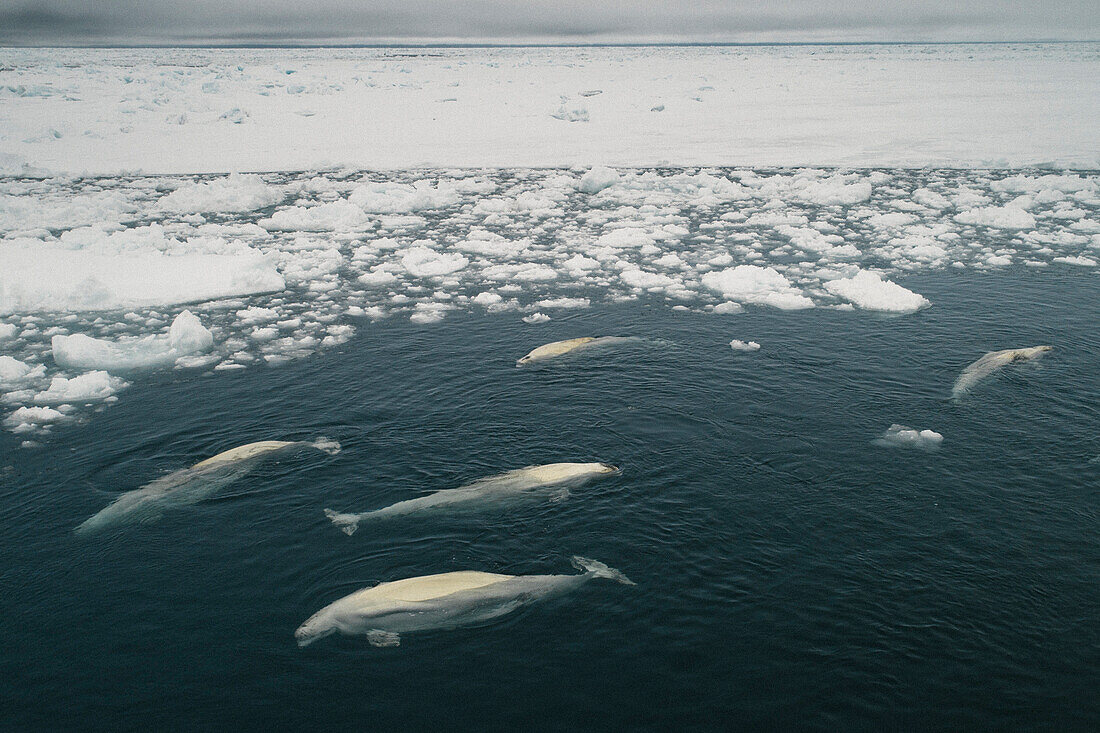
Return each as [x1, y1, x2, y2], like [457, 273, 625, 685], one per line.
[33, 370, 127, 404]
[563, 254, 600, 271]
[873, 424, 944, 450]
[523, 312, 551, 324]
[620, 268, 677, 290]
[259, 200, 368, 231]
[597, 228, 656, 249]
[399, 246, 468, 278]
[955, 205, 1036, 230]
[729, 340, 761, 351]
[823, 270, 930, 313]
[0, 355, 44, 383]
[713, 302, 744, 314]
[51, 310, 214, 371]
[159, 174, 281, 213]
[0, 241, 284, 315]
[577, 166, 620, 194]
[4, 405, 67, 432]
[0, 322, 16, 340]
[348, 181, 459, 213]
[409, 302, 452, 324]
[701, 265, 814, 310]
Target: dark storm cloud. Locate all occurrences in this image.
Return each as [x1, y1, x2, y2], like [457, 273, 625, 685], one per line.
[1, 0, 1096, 45]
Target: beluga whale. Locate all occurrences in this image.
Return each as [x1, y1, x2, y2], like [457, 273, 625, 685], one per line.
[516, 337, 640, 366]
[75, 438, 340, 535]
[951, 346, 1053, 400]
[294, 556, 635, 648]
[324, 462, 619, 536]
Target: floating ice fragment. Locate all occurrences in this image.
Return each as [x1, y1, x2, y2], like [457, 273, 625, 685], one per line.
[701, 265, 814, 310]
[0, 355, 44, 383]
[577, 166, 620, 194]
[159, 174, 281, 214]
[955, 205, 1036, 230]
[873, 424, 943, 450]
[522, 312, 551, 324]
[399, 246, 468, 278]
[33, 371, 127, 404]
[4, 405, 67, 433]
[51, 311, 214, 372]
[729, 340, 760, 351]
[0, 241, 284, 315]
[823, 270, 930, 313]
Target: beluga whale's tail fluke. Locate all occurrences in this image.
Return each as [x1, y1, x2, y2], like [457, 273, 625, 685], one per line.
[323, 508, 361, 536]
[571, 556, 636, 585]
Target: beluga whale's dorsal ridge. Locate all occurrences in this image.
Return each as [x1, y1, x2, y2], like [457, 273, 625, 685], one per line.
[516, 337, 597, 365]
[951, 345, 1053, 400]
[515, 336, 645, 366]
[75, 437, 341, 536]
[294, 556, 634, 648]
[323, 461, 619, 536]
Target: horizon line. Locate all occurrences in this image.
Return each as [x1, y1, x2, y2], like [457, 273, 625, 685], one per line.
[2, 39, 1097, 50]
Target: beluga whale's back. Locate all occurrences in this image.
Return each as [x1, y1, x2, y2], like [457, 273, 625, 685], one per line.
[75, 438, 341, 535]
[951, 345, 1053, 400]
[517, 337, 597, 365]
[514, 336, 642, 365]
[324, 461, 619, 536]
[294, 556, 635, 648]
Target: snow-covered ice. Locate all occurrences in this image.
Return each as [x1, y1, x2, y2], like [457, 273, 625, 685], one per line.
[823, 270, 930, 313]
[0, 45, 1096, 174]
[51, 311, 214, 371]
[1, 165, 1098, 435]
[0, 43, 1098, 438]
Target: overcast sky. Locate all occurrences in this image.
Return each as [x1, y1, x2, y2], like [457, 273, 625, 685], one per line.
[2, 0, 1097, 46]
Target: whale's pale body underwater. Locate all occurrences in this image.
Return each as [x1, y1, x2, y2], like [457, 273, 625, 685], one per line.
[516, 336, 641, 366]
[517, 337, 597, 365]
[294, 556, 634, 648]
[75, 438, 340, 535]
[324, 462, 618, 536]
[951, 345, 1053, 399]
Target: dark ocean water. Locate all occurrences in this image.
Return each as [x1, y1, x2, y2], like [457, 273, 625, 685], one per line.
[1, 268, 1098, 731]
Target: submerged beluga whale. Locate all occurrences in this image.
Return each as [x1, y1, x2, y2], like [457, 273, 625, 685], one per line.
[516, 337, 639, 366]
[75, 438, 340, 535]
[951, 346, 1053, 400]
[295, 556, 635, 648]
[324, 462, 619, 536]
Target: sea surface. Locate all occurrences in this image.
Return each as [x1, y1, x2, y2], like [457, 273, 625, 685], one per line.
[2, 267, 1098, 730]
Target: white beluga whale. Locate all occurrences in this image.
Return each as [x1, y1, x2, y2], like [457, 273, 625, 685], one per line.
[324, 462, 619, 536]
[295, 556, 635, 648]
[516, 336, 640, 366]
[951, 345, 1053, 400]
[75, 438, 340, 535]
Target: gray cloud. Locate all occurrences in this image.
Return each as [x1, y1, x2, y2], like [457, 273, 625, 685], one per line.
[1, 0, 1097, 45]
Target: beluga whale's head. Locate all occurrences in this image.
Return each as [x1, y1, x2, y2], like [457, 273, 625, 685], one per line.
[295, 608, 338, 647]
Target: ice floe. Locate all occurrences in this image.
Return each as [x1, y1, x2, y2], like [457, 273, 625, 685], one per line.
[0, 165, 1097, 437]
[51, 311, 214, 371]
[729, 340, 761, 352]
[823, 270, 930, 313]
[873, 424, 944, 450]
